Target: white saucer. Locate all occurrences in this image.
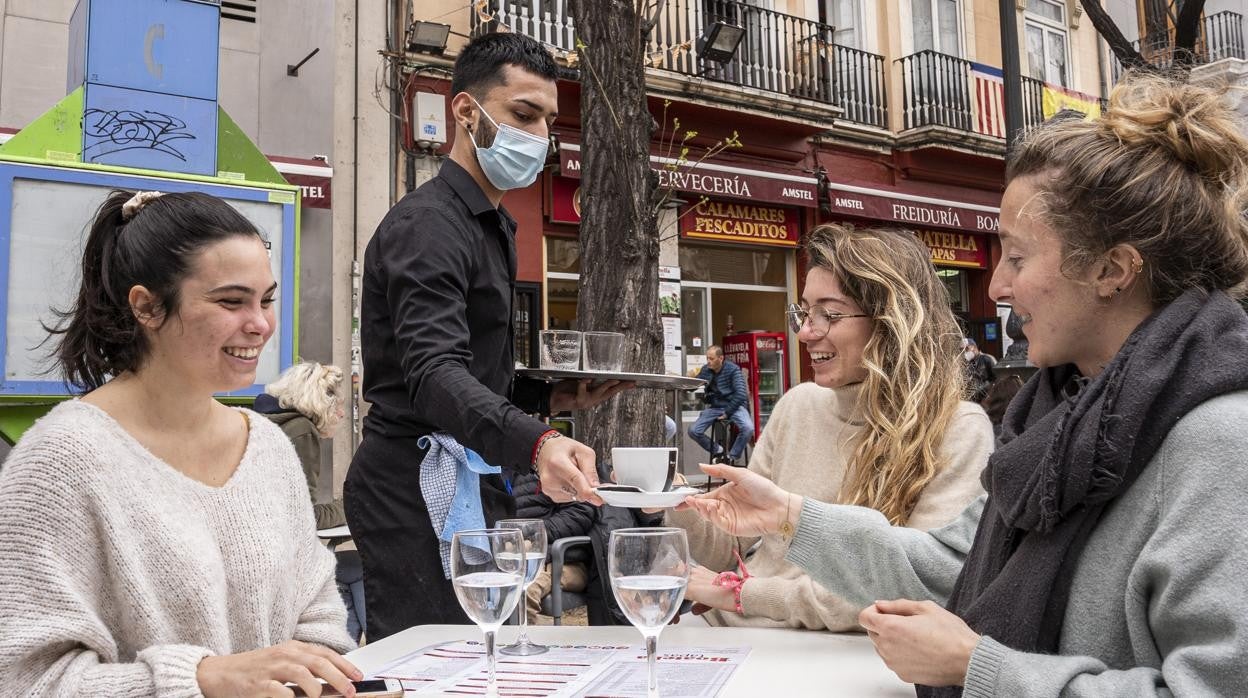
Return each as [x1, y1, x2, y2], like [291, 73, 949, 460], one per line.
[594, 486, 700, 509]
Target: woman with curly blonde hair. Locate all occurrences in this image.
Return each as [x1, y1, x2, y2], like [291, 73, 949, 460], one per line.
[665, 223, 993, 630]
[684, 72, 1248, 695]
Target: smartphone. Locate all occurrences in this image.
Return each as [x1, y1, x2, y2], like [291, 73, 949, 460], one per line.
[289, 679, 403, 697]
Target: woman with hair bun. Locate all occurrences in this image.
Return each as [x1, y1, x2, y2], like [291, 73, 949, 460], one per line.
[0, 191, 360, 697]
[683, 72, 1248, 696]
[664, 223, 994, 630]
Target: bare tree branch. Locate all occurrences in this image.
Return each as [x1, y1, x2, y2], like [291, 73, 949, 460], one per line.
[1172, 0, 1208, 66]
[1081, 0, 1150, 70]
[641, 0, 668, 33]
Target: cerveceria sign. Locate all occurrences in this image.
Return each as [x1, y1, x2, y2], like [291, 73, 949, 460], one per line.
[559, 145, 819, 208]
[680, 199, 799, 247]
[916, 229, 987, 269]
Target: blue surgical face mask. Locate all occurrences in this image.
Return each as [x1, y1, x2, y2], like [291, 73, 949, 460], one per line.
[468, 97, 549, 191]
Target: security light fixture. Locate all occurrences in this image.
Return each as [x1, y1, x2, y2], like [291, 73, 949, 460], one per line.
[701, 21, 746, 64]
[408, 21, 451, 55]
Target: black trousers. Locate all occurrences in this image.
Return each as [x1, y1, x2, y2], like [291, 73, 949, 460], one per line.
[344, 431, 514, 642]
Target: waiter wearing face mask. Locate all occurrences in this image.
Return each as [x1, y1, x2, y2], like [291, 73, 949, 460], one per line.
[345, 32, 628, 639]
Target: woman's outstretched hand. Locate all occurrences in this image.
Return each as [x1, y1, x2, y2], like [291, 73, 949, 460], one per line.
[677, 463, 800, 538]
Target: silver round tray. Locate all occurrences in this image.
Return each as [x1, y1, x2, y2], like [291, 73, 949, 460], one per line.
[517, 368, 706, 391]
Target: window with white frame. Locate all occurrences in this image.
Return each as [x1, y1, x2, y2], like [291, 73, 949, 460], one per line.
[1024, 0, 1070, 86]
[827, 0, 863, 49]
[911, 0, 961, 55]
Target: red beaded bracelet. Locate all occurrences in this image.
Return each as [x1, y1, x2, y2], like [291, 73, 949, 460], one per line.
[530, 429, 562, 473]
[711, 549, 751, 614]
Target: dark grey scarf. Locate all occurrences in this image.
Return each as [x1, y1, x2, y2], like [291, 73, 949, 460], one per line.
[918, 289, 1248, 698]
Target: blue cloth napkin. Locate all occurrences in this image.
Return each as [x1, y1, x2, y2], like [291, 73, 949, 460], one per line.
[417, 432, 502, 579]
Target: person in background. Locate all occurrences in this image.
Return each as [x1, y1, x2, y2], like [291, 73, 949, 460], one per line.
[0, 191, 358, 697]
[687, 345, 754, 466]
[256, 361, 346, 529]
[682, 74, 1248, 696]
[962, 338, 996, 402]
[510, 470, 596, 623]
[979, 374, 1024, 440]
[255, 361, 366, 644]
[664, 224, 993, 631]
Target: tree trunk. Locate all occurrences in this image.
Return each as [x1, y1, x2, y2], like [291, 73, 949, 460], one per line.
[571, 0, 666, 460]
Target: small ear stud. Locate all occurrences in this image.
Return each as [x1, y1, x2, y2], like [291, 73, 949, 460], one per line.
[1113, 287, 1123, 296]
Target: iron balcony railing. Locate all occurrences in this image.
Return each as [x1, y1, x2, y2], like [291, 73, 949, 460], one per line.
[471, 0, 889, 127]
[835, 44, 888, 129]
[1111, 11, 1245, 83]
[897, 50, 973, 132]
[898, 51, 1051, 138]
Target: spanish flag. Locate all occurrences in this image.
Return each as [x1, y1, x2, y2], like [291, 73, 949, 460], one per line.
[1041, 84, 1102, 120]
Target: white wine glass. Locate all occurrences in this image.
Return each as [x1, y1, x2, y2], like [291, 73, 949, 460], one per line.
[451, 528, 525, 697]
[609, 527, 689, 698]
[497, 518, 549, 656]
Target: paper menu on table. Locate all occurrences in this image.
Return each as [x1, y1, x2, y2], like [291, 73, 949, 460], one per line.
[577, 647, 749, 698]
[367, 641, 749, 697]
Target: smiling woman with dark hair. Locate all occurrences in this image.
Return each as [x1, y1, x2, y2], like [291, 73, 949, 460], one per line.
[0, 191, 358, 697]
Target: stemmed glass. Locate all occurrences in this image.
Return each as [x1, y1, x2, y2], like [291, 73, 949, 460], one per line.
[609, 528, 690, 698]
[498, 518, 549, 656]
[451, 528, 526, 697]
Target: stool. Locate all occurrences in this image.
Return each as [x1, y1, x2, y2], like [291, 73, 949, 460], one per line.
[709, 419, 744, 466]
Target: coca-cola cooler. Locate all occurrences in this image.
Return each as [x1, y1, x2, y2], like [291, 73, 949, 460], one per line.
[722, 331, 791, 437]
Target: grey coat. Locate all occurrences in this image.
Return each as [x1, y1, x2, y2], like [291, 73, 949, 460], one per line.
[786, 390, 1248, 696]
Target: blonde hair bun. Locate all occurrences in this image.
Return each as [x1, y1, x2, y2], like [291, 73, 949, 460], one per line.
[1101, 72, 1248, 181]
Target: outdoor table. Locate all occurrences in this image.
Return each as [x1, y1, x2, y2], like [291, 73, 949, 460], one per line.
[316, 524, 352, 552]
[346, 624, 913, 697]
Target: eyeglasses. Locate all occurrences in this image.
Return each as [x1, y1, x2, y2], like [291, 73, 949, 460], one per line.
[784, 303, 870, 337]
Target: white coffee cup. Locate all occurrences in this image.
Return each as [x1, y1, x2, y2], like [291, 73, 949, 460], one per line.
[611, 447, 678, 492]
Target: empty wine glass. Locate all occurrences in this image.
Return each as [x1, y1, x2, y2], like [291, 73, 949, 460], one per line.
[451, 528, 525, 696]
[609, 528, 689, 698]
[497, 518, 549, 656]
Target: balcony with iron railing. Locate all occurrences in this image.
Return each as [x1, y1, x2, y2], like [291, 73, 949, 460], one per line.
[895, 51, 1094, 142]
[1110, 11, 1245, 83]
[470, 0, 889, 129]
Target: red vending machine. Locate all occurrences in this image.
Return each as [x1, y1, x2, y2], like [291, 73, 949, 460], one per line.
[722, 331, 791, 437]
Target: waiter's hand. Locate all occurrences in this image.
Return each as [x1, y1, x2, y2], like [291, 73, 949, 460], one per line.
[537, 436, 604, 506]
[550, 379, 632, 412]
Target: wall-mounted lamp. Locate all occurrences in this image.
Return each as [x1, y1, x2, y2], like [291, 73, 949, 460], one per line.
[700, 21, 746, 63]
[660, 195, 689, 210]
[287, 47, 320, 77]
[814, 166, 831, 214]
[408, 21, 451, 55]
[547, 131, 561, 168]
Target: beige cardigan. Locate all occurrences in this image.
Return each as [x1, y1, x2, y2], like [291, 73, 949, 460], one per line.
[668, 380, 993, 630]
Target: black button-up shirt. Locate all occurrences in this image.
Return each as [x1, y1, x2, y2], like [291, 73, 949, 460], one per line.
[360, 158, 550, 470]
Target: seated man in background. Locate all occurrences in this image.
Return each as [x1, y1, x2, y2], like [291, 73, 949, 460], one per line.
[688, 346, 753, 466]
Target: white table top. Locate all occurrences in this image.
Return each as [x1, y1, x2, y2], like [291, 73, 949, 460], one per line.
[316, 524, 351, 539]
[347, 624, 913, 697]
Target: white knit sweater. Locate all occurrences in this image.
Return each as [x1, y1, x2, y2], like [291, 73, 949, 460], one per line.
[668, 381, 993, 630]
[0, 400, 354, 697]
